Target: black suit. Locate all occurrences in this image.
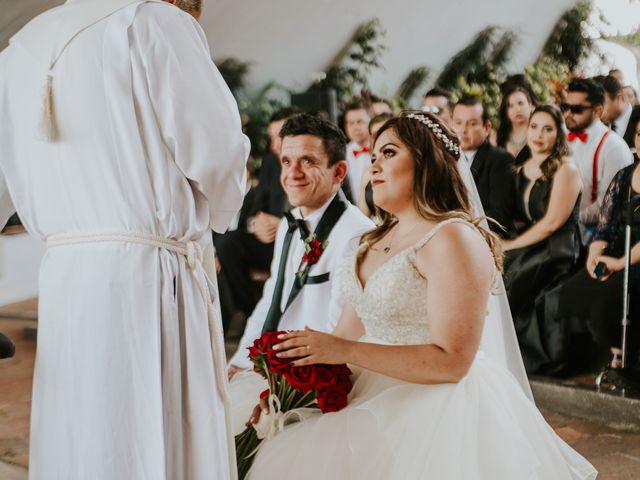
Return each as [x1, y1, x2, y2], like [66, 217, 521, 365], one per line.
[621, 105, 640, 150]
[214, 152, 287, 331]
[469, 140, 516, 235]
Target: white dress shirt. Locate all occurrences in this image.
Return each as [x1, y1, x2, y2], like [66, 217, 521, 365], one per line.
[463, 149, 478, 166]
[568, 119, 633, 226]
[346, 140, 371, 204]
[230, 193, 374, 368]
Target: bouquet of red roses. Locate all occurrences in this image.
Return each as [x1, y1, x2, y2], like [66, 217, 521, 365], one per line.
[235, 331, 353, 479]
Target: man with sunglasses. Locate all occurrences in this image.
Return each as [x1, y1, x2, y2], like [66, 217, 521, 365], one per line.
[562, 79, 633, 243]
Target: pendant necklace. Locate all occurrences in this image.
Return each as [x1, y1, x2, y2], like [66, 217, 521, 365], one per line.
[382, 221, 421, 254]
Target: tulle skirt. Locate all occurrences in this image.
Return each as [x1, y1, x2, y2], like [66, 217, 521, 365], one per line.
[229, 353, 596, 479]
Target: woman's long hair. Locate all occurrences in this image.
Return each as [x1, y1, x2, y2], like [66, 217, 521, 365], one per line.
[362, 111, 503, 270]
[528, 105, 570, 180]
[496, 85, 536, 149]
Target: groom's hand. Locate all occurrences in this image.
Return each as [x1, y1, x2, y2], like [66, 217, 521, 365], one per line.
[246, 397, 269, 427]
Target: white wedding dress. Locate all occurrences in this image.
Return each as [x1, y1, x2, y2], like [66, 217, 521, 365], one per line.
[230, 218, 597, 479]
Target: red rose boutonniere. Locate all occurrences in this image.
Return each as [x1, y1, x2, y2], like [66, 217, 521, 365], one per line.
[297, 233, 328, 278]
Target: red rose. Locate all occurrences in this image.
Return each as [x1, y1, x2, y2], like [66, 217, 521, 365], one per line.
[247, 345, 261, 359]
[331, 364, 352, 377]
[314, 365, 338, 388]
[266, 348, 290, 375]
[252, 335, 270, 354]
[259, 388, 270, 400]
[252, 331, 285, 354]
[284, 365, 318, 393]
[316, 384, 349, 413]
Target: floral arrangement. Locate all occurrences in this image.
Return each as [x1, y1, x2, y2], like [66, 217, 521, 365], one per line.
[235, 331, 353, 479]
[297, 234, 328, 278]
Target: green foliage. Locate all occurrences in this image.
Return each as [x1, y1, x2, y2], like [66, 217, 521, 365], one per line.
[525, 57, 572, 105]
[237, 82, 289, 162]
[395, 66, 431, 109]
[431, 27, 516, 124]
[541, 0, 594, 71]
[608, 27, 640, 48]
[450, 74, 502, 125]
[315, 18, 387, 104]
[217, 58, 251, 96]
[435, 27, 516, 92]
[215, 56, 289, 162]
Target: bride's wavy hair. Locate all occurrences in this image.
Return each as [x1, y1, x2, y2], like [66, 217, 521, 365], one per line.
[362, 111, 503, 270]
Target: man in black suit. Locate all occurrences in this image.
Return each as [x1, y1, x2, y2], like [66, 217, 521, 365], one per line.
[215, 107, 300, 331]
[594, 74, 640, 150]
[452, 96, 516, 235]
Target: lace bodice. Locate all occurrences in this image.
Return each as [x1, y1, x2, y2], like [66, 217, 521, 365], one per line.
[342, 218, 470, 345]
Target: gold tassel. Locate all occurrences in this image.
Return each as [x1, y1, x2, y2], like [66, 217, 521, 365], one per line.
[37, 74, 58, 142]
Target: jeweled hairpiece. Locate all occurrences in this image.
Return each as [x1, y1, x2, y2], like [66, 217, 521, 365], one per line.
[406, 113, 461, 156]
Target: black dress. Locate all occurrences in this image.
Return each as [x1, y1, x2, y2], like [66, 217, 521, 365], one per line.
[557, 164, 640, 355]
[504, 168, 581, 374]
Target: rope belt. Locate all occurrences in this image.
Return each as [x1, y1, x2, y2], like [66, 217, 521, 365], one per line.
[46, 231, 230, 403]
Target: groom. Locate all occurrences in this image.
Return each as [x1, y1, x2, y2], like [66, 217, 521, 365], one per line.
[228, 113, 373, 375]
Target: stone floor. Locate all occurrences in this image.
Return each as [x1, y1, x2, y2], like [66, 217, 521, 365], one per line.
[1, 299, 640, 478]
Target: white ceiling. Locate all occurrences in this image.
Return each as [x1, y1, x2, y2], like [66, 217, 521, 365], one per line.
[201, 0, 576, 95]
[2, 0, 576, 96]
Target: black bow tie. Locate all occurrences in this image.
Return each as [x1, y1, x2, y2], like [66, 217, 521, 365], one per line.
[283, 211, 310, 239]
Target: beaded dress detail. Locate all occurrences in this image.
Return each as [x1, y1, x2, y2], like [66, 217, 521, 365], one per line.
[341, 220, 468, 345]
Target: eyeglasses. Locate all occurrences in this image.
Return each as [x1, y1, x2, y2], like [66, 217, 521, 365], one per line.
[560, 103, 594, 114]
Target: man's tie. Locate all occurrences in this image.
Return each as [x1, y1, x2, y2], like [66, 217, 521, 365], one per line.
[262, 212, 308, 333]
[567, 130, 588, 143]
[352, 146, 370, 157]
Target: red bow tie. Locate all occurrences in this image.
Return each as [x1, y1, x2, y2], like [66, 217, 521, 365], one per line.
[568, 130, 588, 143]
[352, 146, 370, 157]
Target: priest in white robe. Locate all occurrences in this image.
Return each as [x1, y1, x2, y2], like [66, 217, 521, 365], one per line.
[0, 1, 249, 479]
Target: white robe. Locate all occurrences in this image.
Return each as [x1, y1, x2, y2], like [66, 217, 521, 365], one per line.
[0, 3, 249, 479]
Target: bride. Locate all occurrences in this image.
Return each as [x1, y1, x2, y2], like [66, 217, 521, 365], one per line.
[231, 111, 597, 479]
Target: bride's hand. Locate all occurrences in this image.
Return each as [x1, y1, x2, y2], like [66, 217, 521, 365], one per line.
[272, 327, 351, 366]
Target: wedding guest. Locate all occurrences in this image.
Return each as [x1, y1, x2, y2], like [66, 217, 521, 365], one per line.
[228, 113, 373, 377]
[502, 105, 583, 374]
[358, 112, 394, 217]
[594, 74, 638, 149]
[609, 68, 624, 83]
[452, 96, 516, 235]
[497, 83, 536, 160]
[370, 95, 394, 115]
[562, 78, 633, 244]
[344, 100, 373, 204]
[558, 113, 640, 371]
[624, 85, 639, 107]
[215, 107, 300, 330]
[233, 111, 596, 479]
[422, 87, 454, 127]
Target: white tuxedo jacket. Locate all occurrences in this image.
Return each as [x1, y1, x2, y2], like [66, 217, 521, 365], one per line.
[230, 198, 374, 368]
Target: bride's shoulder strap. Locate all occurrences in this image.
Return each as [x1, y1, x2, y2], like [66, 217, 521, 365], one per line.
[413, 217, 471, 251]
